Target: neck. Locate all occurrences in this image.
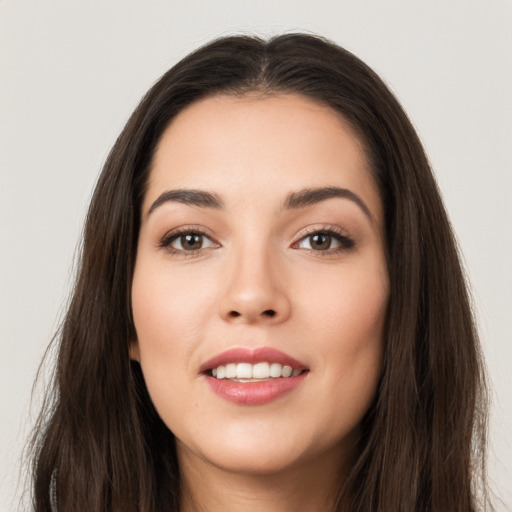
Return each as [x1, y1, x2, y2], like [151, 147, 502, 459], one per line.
[178, 443, 354, 512]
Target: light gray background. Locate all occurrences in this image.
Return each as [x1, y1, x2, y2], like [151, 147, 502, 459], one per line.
[1, 1, 511, 510]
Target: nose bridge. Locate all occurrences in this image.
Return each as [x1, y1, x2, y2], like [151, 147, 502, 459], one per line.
[219, 234, 290, 324]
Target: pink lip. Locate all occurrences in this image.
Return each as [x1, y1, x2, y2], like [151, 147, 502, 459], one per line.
[204, 373, 307, 405]
[199, 347, 306, 373]
[200, 347, 308, 406]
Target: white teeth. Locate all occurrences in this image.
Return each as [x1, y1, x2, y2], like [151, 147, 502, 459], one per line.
[252, 362, 270, 379]
[282, 365, 293, 378]
[210, 362, 304, 380]
[236, 363, 253, 379]
[225, 363, 237, 378]
[269, 362, 282, 377]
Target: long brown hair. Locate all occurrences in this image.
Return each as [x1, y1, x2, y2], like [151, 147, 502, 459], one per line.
[31, 33, 491, 511]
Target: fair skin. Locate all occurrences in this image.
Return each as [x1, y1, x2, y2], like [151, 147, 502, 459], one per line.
[130, 93, 389, 511]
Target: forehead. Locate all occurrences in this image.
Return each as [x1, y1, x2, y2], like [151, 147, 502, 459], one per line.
[146, 93, 381, 219]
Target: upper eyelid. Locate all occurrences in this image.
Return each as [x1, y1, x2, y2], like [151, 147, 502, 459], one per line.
[292, 224, 350, 241]
[291, 225, 355, 251]
[159, 225, 219, 243]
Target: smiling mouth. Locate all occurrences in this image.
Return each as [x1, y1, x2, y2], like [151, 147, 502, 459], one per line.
[208, 362, 306, 381]
[200, 347, 309, 404]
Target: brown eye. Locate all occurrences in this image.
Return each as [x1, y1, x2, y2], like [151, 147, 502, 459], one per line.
[299, 233, 337, 251]
[169, 233, 214, 251]
[309, 233, 332, 250]
[295, 229, 355, 253]
[183, 234, 202, 250]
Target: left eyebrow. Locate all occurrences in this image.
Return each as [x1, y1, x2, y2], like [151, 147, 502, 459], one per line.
[283, 186, 373, 222]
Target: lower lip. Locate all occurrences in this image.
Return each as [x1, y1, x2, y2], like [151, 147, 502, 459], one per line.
[204, 373, 307, 405]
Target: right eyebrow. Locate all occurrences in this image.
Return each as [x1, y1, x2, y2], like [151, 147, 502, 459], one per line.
[146, 189, 224, 217]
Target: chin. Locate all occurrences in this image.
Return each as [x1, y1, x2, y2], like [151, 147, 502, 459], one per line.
[197, 443, 308, 476]
[176, 420, 355, 479]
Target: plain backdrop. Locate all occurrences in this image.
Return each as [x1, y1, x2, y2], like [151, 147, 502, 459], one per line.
[1, 1, 511, 510]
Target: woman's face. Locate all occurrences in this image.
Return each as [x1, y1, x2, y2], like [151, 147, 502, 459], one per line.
[131, 93, 389, 476]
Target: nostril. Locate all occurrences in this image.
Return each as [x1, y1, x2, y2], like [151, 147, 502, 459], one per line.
[225, 309, 277, 320]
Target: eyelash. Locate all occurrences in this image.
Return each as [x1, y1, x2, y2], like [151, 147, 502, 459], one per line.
[158, 225, 355, 257]
[292, 226, 355, 256]
[159, 226, 219, 257]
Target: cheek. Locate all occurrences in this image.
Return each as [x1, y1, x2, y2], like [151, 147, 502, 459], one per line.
[130, 253, 228, 414]
[131, 266, 205, 426]
[131, 259, 217, 352]
[297, 259, 388, 407]
[298, 255, 388, 346]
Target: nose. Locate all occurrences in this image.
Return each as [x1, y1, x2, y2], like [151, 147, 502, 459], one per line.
[218, 246, 291, 325]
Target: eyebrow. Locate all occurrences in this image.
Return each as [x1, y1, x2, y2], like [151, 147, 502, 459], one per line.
[147, 186, 373, 222]
[147, 189, 224, 216]
[283, 186, 373, 221]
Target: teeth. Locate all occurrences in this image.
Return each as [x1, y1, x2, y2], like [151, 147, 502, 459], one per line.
[252, 362, 270, 379]
[210, 362, 304, 380]
[282, 365, 292, 378]
[225, 363, 237, 379]
[236, 363, 253, 379]
[269, 362, 282, 377]
[216, 365, 226, 379]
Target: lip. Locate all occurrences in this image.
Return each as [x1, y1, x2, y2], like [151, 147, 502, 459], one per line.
[200, 347, 309, 406]
[204, 373, 307, 405]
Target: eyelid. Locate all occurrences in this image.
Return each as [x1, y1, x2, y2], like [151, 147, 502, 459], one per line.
[158, 225, 221, 255]
[291, 225, 355, 254]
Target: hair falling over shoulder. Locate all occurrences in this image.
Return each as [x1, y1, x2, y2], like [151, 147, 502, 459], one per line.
[29, 33, 492, 511]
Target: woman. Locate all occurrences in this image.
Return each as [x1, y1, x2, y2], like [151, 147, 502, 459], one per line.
[31, 34, 490, 511]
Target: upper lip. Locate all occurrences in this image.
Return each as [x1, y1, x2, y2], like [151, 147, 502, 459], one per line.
[199, 347, 308, 373]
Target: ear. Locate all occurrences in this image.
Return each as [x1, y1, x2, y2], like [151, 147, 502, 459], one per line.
[129, 339, 140, 362]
